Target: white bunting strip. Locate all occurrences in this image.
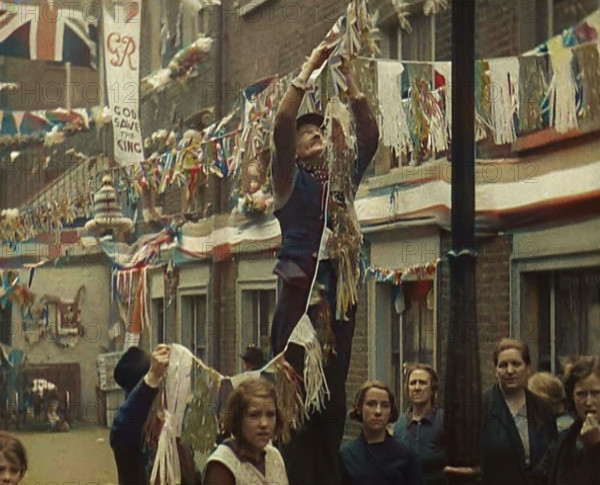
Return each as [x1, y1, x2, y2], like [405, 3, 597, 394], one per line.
[488, 57, 520, 144]
[549, 48, 579, 133]
[377, 60, 411, 156]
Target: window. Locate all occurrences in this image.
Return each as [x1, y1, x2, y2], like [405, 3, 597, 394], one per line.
[181, 294, 208, 362]
[152, 298, 166, 345]
[382, 4, 434, 62]
[401, 281, 435, 365]
[400, 12, 434, 62]
[522, 267, 600, 372]
[196, 5, 212, 36]
[374, 280, 436, 407]
[0, 302, 12, 346]
[239, 288, 276, 369]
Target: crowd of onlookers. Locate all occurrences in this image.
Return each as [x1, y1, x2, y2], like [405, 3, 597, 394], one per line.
[1, 338, 597, 484]
[336, 338, 600, 485]
[337, 339, 600, 485]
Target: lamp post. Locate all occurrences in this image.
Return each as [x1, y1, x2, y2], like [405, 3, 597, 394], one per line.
[444, 1, 481, 484]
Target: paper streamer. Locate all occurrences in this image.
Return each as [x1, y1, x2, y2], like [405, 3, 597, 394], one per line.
[377, 60, 411, 155]
[488, 57, 520, 144]
[549, 48, 579, 133]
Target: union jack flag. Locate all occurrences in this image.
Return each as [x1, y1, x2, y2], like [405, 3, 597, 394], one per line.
[0, 0, 97, 67]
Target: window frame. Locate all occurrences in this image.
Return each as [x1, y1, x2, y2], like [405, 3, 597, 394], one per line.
[178, 286, 210, 364]
[511, 253, 600, 373]
[370, 273, 438, 410]
[236, 278, 277, 373]
[151, 297, 166, 346]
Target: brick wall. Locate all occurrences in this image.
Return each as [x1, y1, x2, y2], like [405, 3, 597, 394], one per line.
[438, 233, 511, 399]
[217, 258, 239, 375]
[553, 0, 599, 33]
[345, 281, 370, 437]
[221, 0, 348, 113]
[435, 0, 522, 61]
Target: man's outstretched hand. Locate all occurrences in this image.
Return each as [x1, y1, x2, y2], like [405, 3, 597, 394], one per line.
[304, 41, 332, 72]
[145, 344, 171, 388]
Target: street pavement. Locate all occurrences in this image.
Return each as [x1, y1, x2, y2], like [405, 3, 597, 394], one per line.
[12, 423, 117, 484]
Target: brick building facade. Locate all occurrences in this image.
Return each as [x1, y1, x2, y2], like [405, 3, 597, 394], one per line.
[1, 0, 600, 433]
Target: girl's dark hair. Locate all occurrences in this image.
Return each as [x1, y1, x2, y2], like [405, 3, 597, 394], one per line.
[564, 356, 600, 409]
[0, 432, 27, 474]
[493, 338, 531, 366]
[349, 380, 400, 423]
[223, 378, 284, 445]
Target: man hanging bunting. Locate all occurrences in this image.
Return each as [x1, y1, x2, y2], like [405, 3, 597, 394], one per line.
[269, 21, 379, 485]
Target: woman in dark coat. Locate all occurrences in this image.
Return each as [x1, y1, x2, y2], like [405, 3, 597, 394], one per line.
[544, 356, 600, 485]
[339, 380, 423, 485]
[480, 338, 557, 485]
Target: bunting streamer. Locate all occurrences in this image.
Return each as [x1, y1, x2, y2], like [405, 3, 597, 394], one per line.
[574, 42, 600, 120]
[3, 3, 600, 246]
[488, 57, 520, 144]
[377, 60, 411, 156]
[181, 365, 222, 454]
[151, 344, 193, 485]
[548, 48, 579, 133]
[475, 60, 493, 141]
[366, 260, 440, 285]
[519, 55, 547, 133]
[0, 106, 108, 145]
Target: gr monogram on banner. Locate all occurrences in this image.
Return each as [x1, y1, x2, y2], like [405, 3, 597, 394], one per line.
[103, 0, 144, 166]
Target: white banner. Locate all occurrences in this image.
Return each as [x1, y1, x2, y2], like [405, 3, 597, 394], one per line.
[103, 0, 144, 166]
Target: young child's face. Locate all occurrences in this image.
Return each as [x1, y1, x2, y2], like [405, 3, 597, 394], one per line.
[0, 451, 24, 484]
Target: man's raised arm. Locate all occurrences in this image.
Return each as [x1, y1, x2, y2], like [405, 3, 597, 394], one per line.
[272, 42, 331, 205]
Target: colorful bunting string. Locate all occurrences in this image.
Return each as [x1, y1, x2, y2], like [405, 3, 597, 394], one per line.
[365, 259, 441, 285]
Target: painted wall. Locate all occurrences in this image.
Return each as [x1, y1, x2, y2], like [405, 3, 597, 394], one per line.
[12, 261, 112, 423]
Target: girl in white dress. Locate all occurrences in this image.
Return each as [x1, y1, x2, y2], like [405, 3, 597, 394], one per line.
[203, 378, 288, 485]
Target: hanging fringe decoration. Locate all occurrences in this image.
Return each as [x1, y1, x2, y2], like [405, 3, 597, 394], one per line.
[426, 89, 448, 155]
[288, 313, 330, 414]
[323, 97, 362, 320]
[573, 43, 600, 121]
[407, 77, 431, 163]
[181, 366, 222, 454]
[435, 62, 452, 134]
[270, 358, 305, 443]
[116, 267, 151, 336]
[548, 48, 579, 133]
[423, 0, 448, 15]
[377, 60, 411, 156]
[150, 409, 180, 485]
[391, 1, 412, 32]
[519, 55, 547, 133]
[366, 259, 441, 285]
[475, 60, 493, 141]
[488, 57, 520, 144]
[150, 344, 193, 485]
